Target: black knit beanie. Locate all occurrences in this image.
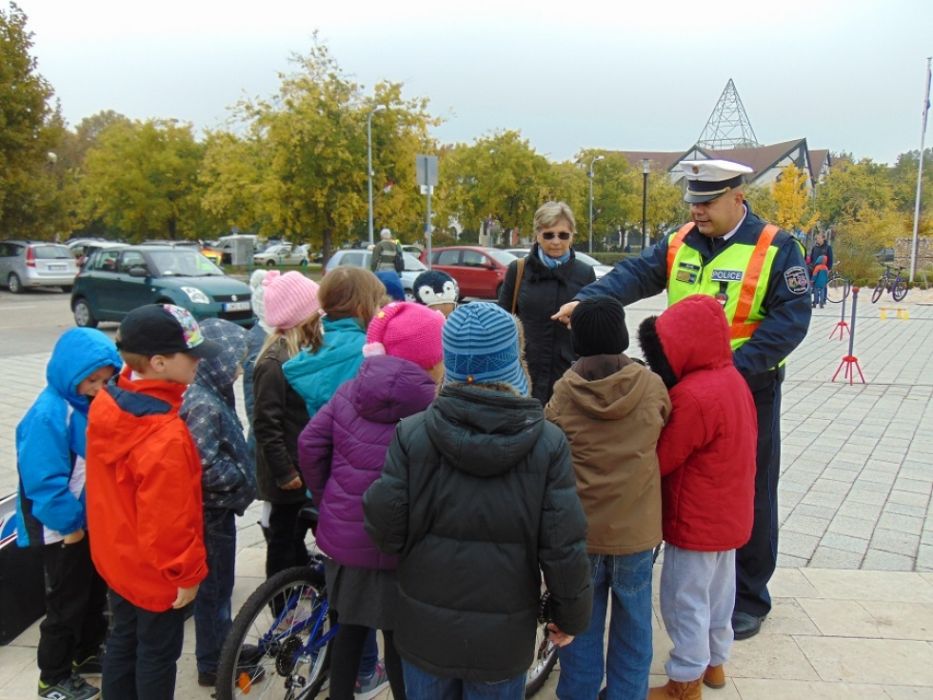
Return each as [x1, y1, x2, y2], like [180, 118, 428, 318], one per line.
[571, 296, 629, 357]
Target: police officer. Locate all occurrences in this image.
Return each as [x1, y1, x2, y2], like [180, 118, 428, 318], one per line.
[553, 159, 812, 640]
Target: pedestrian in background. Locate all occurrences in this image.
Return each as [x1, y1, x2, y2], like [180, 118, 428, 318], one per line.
[498, 201, 595, 404]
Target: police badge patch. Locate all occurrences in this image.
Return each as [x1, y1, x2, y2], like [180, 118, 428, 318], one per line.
[784, 266, 809, 295]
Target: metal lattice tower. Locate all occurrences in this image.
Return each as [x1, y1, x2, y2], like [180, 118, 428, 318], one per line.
[696, 79, 760, 149]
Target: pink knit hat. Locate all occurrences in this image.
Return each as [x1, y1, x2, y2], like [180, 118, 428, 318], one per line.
[262, 271, 321, 330]
[363, 302, 445, 370]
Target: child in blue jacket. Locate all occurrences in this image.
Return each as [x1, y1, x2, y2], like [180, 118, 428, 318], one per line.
[811, 255, 829, 308]
[16, 327, 122, 700]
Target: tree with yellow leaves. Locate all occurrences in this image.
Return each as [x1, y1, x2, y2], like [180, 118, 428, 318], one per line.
[771, 163, 818, 234]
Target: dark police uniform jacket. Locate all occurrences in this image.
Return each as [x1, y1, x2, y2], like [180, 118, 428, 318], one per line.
[576, 203, 811, 379]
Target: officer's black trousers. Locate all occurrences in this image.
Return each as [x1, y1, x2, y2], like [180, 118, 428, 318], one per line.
[735, 367, 783, 619]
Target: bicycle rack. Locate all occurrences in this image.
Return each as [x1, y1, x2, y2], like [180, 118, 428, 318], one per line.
[832, 287, 866, 384]
[829, 280, 851, 340]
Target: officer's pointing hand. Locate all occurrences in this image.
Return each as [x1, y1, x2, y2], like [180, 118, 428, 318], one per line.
[551, 300, 580, 327]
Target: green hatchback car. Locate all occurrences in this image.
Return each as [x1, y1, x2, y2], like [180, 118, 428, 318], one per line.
[71, 245, 254, 328]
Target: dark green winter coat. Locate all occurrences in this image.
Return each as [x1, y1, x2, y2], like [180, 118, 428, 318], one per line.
[363, 383, 592, 682]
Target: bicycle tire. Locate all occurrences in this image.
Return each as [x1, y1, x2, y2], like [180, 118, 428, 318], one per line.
[525, 623, 558, 697]
[871, 281, 884, 304]
[826, 275, 848, 303]
[216, 566, 333, 700]
[892, 279, 908, 302]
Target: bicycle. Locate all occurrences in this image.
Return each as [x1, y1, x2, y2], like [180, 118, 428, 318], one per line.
[216, 557, 336, 700]
[217, 555, 558, 699]
[825, 263, 850, 303]
[870, 265, 908, 304]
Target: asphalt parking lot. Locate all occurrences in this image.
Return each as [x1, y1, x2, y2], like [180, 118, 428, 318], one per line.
[0, 287, 111, 357]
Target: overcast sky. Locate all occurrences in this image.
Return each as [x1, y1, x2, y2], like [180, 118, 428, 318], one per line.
[18, 0, 933, 164]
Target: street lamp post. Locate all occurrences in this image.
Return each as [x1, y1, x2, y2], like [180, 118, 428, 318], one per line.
[367, 105, 387, 246]
[641, 158, 650, 250]
[588, 155, 605, 254]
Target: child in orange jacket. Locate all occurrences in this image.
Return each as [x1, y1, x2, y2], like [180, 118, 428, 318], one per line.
[86, 304, 215, 699]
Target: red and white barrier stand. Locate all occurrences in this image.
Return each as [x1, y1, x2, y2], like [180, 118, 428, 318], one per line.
[832, 286, 866, 384]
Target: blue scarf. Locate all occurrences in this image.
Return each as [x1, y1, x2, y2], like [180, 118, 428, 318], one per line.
[537, 247, 571, 269]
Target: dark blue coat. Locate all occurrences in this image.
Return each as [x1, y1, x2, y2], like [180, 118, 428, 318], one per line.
[577, 204, 811, 377]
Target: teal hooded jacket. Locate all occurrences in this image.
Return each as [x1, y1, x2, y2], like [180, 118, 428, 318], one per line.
[282, 317, 367, 417]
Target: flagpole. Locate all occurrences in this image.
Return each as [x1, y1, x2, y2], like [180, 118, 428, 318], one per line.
[909, 57, 931, 284]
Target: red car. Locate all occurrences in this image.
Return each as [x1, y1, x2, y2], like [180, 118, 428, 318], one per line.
[421, 246, 517, 300]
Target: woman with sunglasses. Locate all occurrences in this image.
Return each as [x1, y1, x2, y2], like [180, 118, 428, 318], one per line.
[498, 201, 596, 404]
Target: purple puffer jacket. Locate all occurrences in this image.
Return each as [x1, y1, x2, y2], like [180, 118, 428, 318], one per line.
[298, 354, 436, 569]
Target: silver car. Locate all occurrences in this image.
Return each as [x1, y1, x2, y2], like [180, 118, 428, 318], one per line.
[0, 240, 78, 293]
[324, 249, 426, 300]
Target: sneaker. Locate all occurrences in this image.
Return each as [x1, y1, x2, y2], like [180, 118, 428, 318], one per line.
[71, 654, 102, 677]
[354, 662, 389, 700]
[38, 673, 100, 700]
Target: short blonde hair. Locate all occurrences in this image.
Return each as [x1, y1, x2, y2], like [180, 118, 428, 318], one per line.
[533, 201, 576, 234]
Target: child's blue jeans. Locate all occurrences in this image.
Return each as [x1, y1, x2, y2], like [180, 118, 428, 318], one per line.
[556, 550, 654, 700]
[194, 508, 237, 675]
[403, 661, 525, 700]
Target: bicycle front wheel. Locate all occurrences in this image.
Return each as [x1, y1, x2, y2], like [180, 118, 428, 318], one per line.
[871, 281, 884, 304]
[826, 275, 848, 303]
[216, 565, 334, 700]
[892, 279, 908, 302]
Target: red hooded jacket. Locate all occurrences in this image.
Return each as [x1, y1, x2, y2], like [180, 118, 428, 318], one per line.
[86, 367, 207, 612]
[654, 295, 757, 551]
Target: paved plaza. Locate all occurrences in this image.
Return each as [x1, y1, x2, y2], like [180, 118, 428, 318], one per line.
[0, 289, 931, 697]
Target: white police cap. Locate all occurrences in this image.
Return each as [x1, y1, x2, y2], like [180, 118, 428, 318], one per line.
[680, 159, 754, 203]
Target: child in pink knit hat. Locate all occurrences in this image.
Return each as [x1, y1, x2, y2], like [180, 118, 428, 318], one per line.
[252, 270, 323, 584]
[298, 302, 444, 699]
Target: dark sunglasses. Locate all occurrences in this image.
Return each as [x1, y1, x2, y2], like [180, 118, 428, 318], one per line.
[541, 231, 572, 241]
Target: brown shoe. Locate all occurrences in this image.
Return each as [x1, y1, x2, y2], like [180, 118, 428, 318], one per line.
[703, 665, 725, 689]
[647, 678, 703, 699]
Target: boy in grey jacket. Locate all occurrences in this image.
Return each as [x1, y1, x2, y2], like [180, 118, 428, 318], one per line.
[180, 318, 257, 687]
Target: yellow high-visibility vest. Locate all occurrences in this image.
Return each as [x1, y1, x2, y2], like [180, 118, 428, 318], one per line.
[665, 222, 779, 352]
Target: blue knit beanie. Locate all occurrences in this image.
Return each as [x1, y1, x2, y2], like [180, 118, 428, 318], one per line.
[442, 302, 529, 396]
[375, 271, 406, 302]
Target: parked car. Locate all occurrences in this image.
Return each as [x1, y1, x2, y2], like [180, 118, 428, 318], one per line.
[0, 240, 78, 294]
[421, 246, 517, 299]
[67, 239, 125, 270]
[503, 248, 613, 280]
[142, 239, 223, 266]
[253, 243, 310, 268]
[324, 249, 427, 300]
[70, 245, 254, 329]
